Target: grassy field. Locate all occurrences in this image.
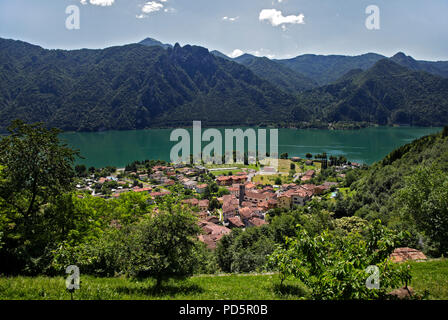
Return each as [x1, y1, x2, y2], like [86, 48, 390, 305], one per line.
[0, 274, 309, 300]
[252, 174, 289, 185]
[1, 259, 447, 300]
[206, 163, 260, 177]
[277, 159, 320, 174]
[408, 259, 448, 300]
[252, 159, 320, 185]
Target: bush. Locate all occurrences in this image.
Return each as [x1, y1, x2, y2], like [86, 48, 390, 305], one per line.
[268, 221, 412, 299]
[51, 203, 202, 286]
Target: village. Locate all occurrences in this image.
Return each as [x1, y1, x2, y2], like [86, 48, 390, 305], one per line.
[74, 156, 361, 250]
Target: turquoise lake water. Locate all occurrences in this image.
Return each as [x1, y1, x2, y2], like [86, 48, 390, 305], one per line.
[60, 126, 443, 168]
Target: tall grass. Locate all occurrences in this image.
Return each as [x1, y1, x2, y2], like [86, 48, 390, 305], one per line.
[1, 259, 447, 300]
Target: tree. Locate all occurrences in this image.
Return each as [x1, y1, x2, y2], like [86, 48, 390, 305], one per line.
[124, 203, 201, 287]
[280, 153, 289, 160]
[399, 166, 448, 256]
[0, 120, 79, 273]
[442, 126, 448, 138]
[268, 221, 411, 300]
[306, 153, 313, 160]
[216, 227, 275, 273]
[289, 170, 295, 178]
[75, 164, 87, 177]
[0, 120, 78, 217]
[274, 177, 282, 185]
[202, 186, 211, 200]
[208, 198, 221, 211]
[290, 163, 296, 170]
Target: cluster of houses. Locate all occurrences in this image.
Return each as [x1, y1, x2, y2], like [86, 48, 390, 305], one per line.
[78, 164, 210, 198]
[300, 169, 316, 182]
[219, 180, 337, 225]
[181, 170, 339, 249]
[77, 161, 341, 250]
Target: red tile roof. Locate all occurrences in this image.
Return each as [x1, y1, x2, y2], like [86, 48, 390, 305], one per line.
[183, 198, 199, 206]
[390, 248, 427, 262]
[239, 207, 252, 220]
[248, 217, 267, 227]
[149, 191, 171, 197]
[228, 216, 245, 228]
[133, 187, 153, 193]
[199, 200, 209, 208]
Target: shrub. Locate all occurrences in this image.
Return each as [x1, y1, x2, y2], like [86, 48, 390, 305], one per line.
[268, 221, 412, 299]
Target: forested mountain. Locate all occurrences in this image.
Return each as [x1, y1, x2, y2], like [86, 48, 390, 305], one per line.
[0, 38, 299, 131]
[1, 37, 448, 132]
[339, 127, 448, 253]
[390, 52, 448, 78]
[274, 52, 448, 86]
[296, 59, 448, 126]
[210, 50, 232, 61]
[139, 37, 172, 49]
[275, 53, 386, 86]
[232, 53, 317, 93]
[353, 128, 448, 213]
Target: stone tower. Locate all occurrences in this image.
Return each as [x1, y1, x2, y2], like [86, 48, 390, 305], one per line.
[239, 184, 245, 207]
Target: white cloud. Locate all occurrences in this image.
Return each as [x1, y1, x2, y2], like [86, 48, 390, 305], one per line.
[80, 0, 114, 6]
[259, 9, 304, 28]
[89, 0, 115, 6]
[248, 49, 275, 59]
[229, 49, 244, 58]
[142, 1, 164, 14]
[136, 1, 174, 19]
[222, 16, 239, 22]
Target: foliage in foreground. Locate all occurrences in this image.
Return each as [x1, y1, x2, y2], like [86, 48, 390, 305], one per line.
[2, 259, 448, 300]
[51, 201, 203, 286]
[399, 166, 448, 256]
[268, 221, 412, 300]
[0, 120, 78, 274]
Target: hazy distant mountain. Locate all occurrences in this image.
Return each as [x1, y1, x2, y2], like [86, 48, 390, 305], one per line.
[210, 50, 232, 60]
[297, 59, 448, 126]
[0, 38, 299, 131]
[390, 52, 448, 78]
[232, 53, 318, 93]
[275, 53, 386, 86]
[139, 37, 172, 49]
[209, 52, 317, 93]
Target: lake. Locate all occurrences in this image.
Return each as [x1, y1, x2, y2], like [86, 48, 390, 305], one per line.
[60, 126, 443, 168]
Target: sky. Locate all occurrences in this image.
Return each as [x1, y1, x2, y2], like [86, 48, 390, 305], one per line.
[0, 0, 447, 61]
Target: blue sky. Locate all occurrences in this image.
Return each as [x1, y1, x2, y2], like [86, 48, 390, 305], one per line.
[1, 0, 447, 60]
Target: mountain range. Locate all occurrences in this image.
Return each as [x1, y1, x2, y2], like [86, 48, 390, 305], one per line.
[0, 36, 447, 132]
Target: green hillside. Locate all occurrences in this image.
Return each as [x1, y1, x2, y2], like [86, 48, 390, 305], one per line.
[233, 53, 317, 93]
[0, 38, 299, 132]
[276, 53, 386, 86]
[297, 59, 448, 126]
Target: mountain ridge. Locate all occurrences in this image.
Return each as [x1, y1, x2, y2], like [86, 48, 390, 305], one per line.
[0, 38, 300, 132]
[1, 37, 448, 131]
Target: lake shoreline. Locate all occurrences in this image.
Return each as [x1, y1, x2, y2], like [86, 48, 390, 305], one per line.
[59, 126, 443, 168]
